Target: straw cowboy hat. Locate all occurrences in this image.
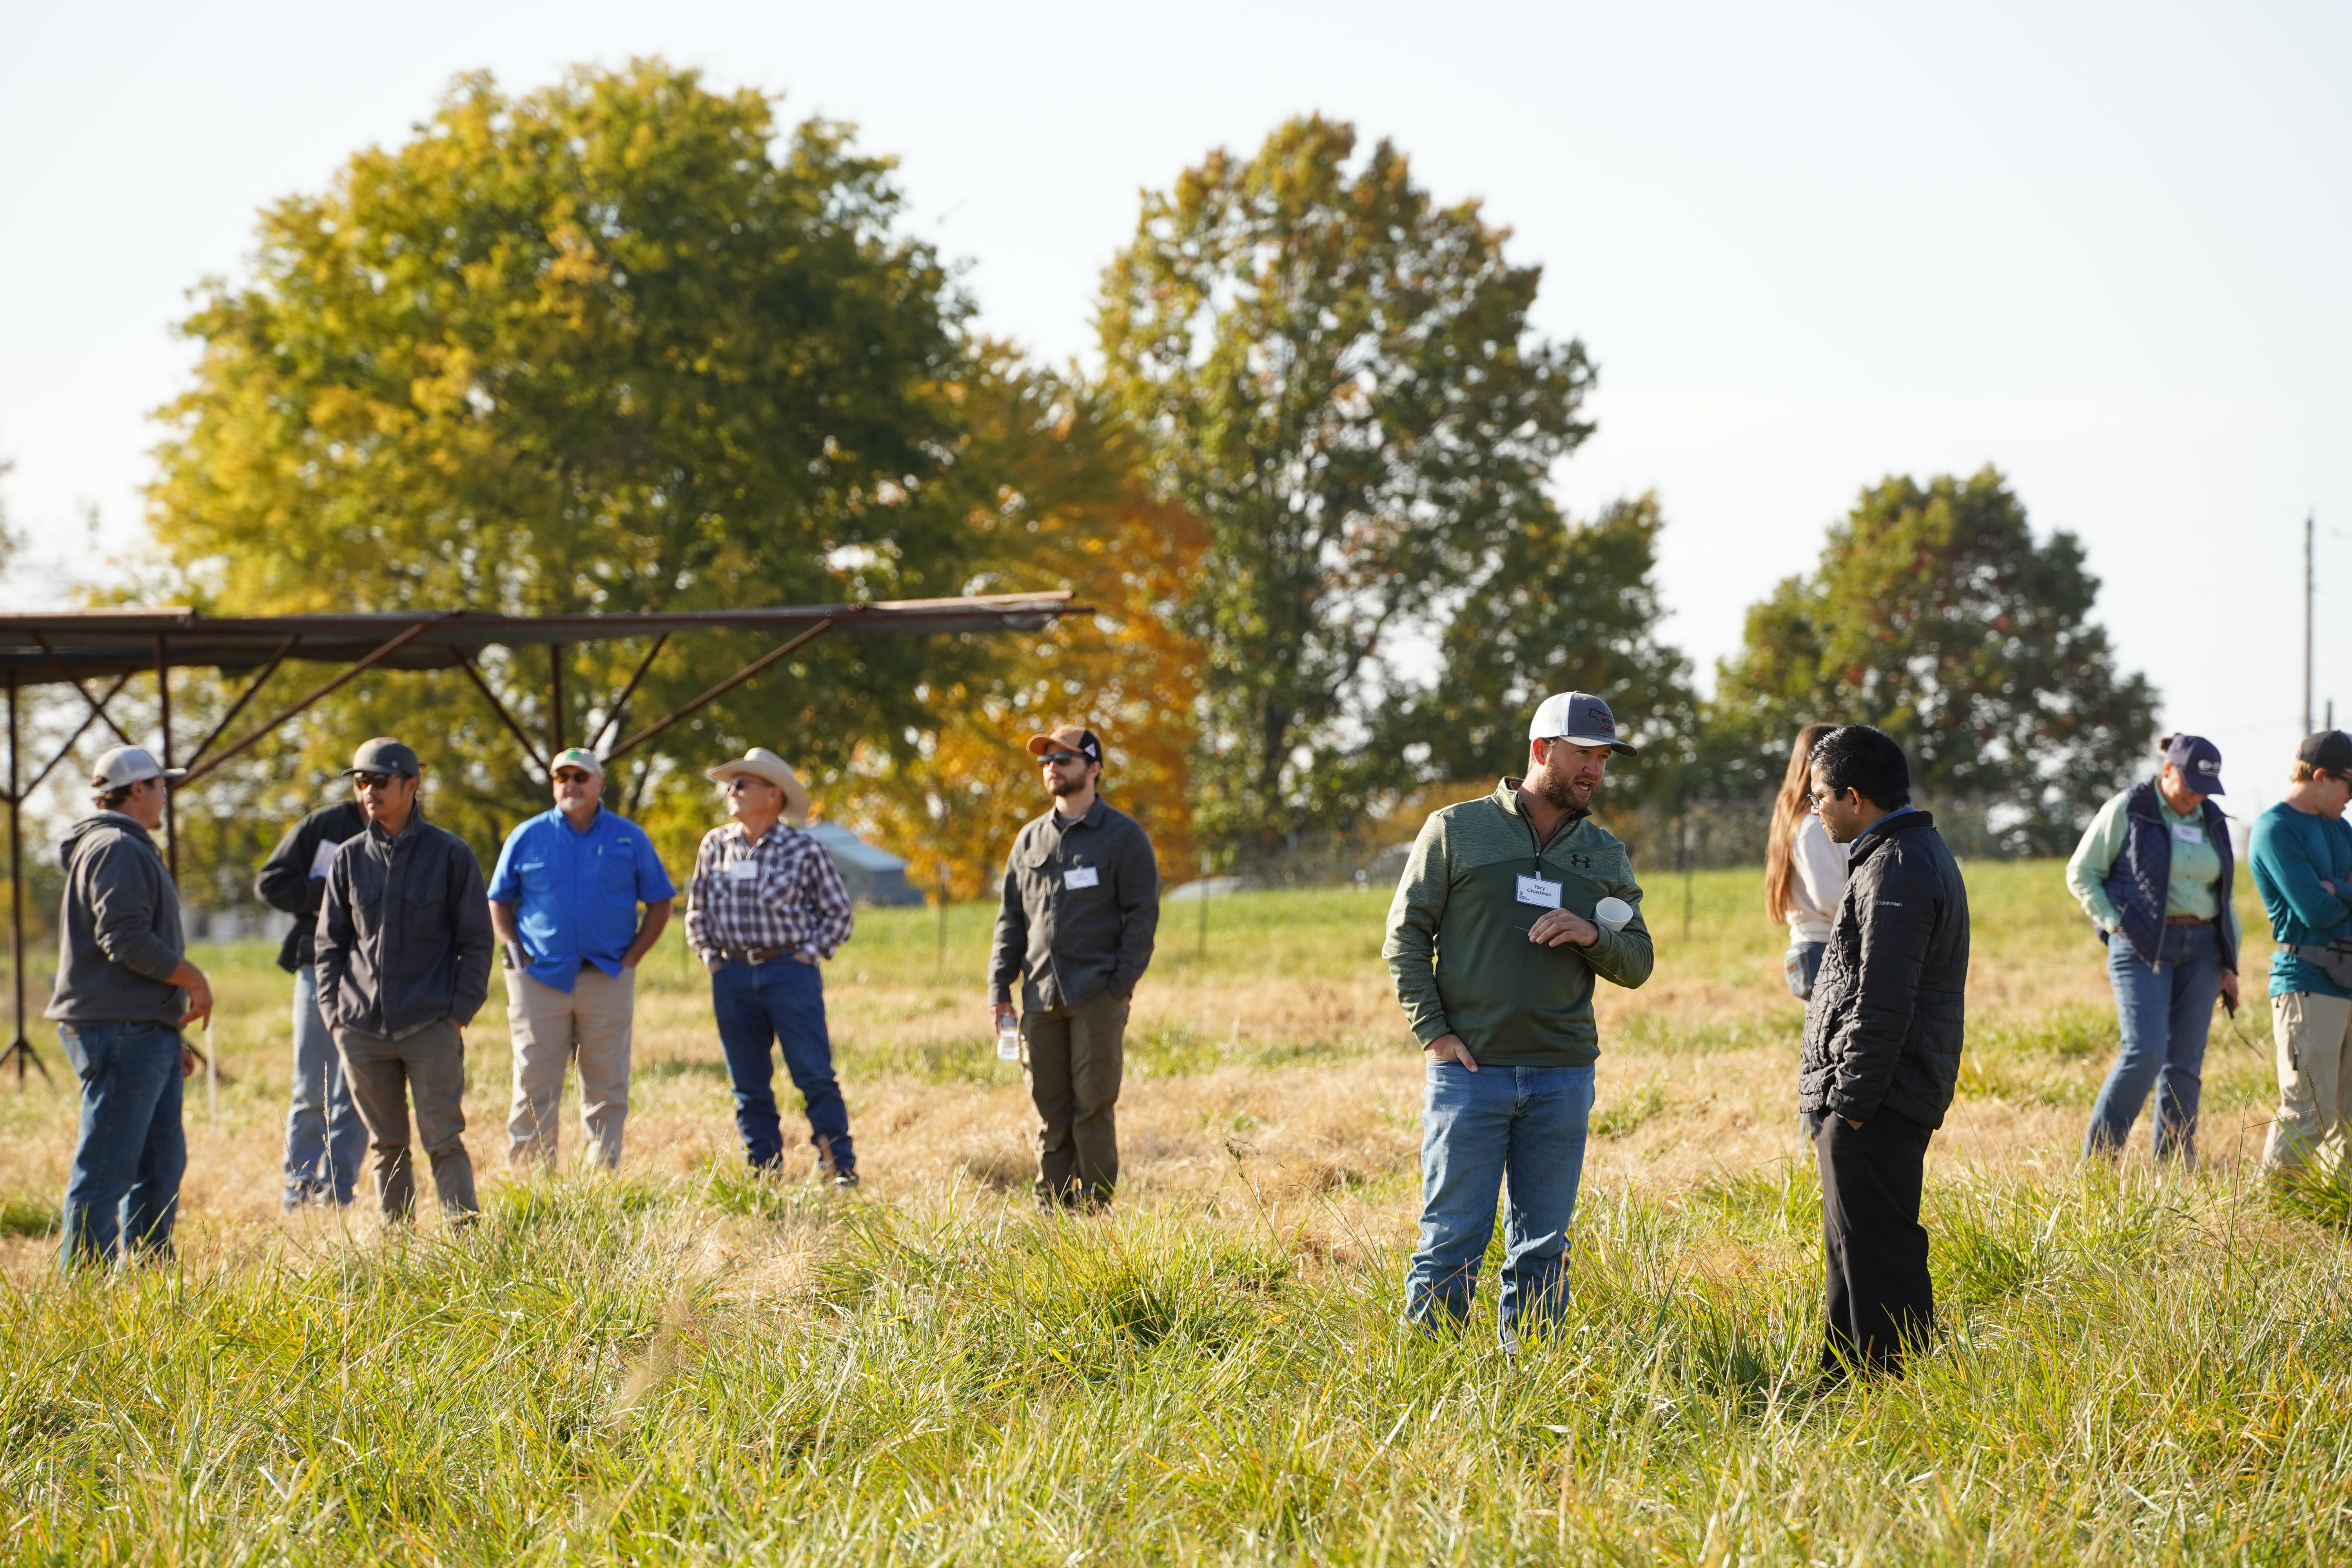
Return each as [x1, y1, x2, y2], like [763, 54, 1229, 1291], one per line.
[705, 748, 811, 826]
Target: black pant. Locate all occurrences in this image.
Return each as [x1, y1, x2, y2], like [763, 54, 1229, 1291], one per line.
[1809, 1108, 1935, 1375]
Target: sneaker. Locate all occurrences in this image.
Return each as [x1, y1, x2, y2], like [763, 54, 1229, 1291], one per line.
[832, 1170, 861, 1190]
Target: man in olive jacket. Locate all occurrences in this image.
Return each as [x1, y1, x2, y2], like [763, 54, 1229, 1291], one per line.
[987, 725, 1159, 1208]
[1799, 724, 1970, 1379]
[1384, 692, 1654, 1344]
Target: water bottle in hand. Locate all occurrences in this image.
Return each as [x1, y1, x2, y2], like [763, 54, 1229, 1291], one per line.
[996, 1019, 1022, 1062]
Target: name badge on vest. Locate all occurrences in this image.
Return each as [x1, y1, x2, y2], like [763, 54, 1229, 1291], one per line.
[1516, 874, 1562, 909]
[1064, 866, 1100, 889]
[2170, 822, 2205, 846]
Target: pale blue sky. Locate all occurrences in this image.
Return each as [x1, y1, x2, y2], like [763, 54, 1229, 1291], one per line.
[2, 1, 2346, 806]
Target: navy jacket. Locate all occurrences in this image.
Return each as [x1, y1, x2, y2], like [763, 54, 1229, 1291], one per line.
[254, 801, 368, 973]
[314, 808, 492, 1035]
[2100, 781, 2237, 973]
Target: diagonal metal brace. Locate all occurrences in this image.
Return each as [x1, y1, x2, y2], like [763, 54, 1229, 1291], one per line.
[456, 654, 550, 776]
[604, 619, 835, 761]
[181, 622, 432, 785]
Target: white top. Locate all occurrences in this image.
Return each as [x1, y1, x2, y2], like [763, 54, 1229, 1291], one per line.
[1783, 811, 1850, 945]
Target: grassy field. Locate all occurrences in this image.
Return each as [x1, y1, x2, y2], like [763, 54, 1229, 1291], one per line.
[4, 859, 2350, 1563]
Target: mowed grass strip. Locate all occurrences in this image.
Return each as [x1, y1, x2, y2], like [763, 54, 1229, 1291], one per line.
[2, 858, 2349, 1559]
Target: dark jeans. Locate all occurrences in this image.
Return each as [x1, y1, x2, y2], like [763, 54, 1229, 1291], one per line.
[711, 958, 854, 1176]
[1022, 987, 1129, 1206]
[1811, 1108, 1935, 1376]
[58, 1021, 187, 1269]
[2085, 922, 2220, 1162]
[1405, 1060, 1595, 1347]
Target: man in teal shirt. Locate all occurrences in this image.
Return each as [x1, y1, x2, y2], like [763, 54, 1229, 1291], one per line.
[2248, 730, 2352, 1173]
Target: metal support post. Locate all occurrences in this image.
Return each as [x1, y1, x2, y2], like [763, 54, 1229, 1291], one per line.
[549, 642, 565, 756]
[155, 634, 176, 880]
[3, 671, 47, 1085]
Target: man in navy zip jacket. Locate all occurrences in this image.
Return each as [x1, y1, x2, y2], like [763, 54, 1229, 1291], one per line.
[1798, 726, 1970, 1379]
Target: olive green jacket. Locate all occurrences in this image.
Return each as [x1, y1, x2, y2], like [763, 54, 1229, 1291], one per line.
[1382, 780, 1654, 1067]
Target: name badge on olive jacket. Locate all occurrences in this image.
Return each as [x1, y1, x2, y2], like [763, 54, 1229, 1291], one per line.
[1064, 866, 1100, 889]
[1515, 874, 1561, 909]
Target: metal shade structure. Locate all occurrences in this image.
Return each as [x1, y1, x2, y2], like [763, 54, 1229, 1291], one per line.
[0, 591, 1080, 1082]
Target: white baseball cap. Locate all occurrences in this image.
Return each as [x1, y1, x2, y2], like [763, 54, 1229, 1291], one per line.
[91, 745, 187, 791]
[1527, 691, 1638, 755]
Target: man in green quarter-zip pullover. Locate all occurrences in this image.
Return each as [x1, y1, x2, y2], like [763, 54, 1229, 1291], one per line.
[1384, 691, 1654, 1344]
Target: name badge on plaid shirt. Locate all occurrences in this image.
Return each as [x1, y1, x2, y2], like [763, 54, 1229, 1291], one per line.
[726, 860, 759, 880]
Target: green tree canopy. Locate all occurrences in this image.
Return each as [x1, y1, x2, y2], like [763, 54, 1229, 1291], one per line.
[146, 60, 997, 861]
[1098, 116, 1597, 851]
[1385, 494, 1698, 807]
[1711, 468, 2158, 851]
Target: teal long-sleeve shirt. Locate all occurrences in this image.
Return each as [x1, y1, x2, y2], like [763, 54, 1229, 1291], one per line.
[2063, 785, 2229, 934]
[2249, 800, 2352, 1001]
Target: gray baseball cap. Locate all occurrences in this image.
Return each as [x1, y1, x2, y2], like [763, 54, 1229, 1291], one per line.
[1527, 691, 1638, 756]
[341, 737, 421, 779]
[91, 745, 187, 791]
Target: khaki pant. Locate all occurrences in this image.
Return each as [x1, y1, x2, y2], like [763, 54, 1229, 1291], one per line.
[1023, 987, 1129, 1206]
[337, 1020, 478, 1221]
[506, 967, 635, 1170]
[2265, 991, 2352, 1172]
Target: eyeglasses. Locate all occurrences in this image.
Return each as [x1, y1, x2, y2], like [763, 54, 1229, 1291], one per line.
[554, 769, 595, 784]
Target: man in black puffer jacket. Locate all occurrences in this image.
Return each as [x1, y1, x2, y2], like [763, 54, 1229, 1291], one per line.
[1798, 724, 1970, 1378]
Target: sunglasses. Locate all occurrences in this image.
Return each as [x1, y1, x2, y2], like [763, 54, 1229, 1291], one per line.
[1039, 751, 1087, 766]
[352, 772, 401, 790]
[725, 778, 775, 794]
[554, 769, 596, 784]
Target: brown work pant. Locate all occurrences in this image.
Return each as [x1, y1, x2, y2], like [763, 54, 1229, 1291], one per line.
[337, 1020, 479, 1222]
[506, 967, 635, 1170]
[1022, 987, 1129, 1207]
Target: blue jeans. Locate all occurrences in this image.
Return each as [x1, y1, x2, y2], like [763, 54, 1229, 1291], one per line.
[1405, 1059, 1595, 1345]
[2085, 922, 2221, 1161]
[711, 958, 854, 1176]
[58, 1021, 187, 1268]
[282, 964, 363, 1205]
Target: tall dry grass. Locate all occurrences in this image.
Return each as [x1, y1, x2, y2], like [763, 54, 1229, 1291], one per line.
[2, 860, 2344, 1562]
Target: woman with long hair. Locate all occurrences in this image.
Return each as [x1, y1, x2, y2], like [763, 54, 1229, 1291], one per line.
[1765, 722, 1847, 1000]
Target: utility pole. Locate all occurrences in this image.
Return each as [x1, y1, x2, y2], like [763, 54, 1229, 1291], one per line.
[2306, 512, 2316, 737]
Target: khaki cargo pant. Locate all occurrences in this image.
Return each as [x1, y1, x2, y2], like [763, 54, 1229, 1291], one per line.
[337, 1020, 478, 1221]
[1023, 987, 1129, 1207]
[506, 966, 635, 1170]
[2263, 991, 2352, 1173]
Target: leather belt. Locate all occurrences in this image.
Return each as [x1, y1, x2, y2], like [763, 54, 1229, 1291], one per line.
[717, 946, 810, 967]
[2163, 915, 2210, 927]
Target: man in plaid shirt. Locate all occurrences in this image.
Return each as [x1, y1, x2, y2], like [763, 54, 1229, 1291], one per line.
[686, 748, 860, 1184]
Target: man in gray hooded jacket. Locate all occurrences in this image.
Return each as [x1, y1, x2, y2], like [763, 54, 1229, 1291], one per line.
[48, 746, 214, 1268]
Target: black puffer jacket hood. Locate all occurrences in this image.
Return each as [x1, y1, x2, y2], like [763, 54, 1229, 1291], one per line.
[1798, 810, 1971, 1128]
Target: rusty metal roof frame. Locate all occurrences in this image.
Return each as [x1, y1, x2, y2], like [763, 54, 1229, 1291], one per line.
[0, 592, 1082, 1083]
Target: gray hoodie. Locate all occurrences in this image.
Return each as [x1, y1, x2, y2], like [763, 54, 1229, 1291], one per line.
[46, 811, 187, 1027]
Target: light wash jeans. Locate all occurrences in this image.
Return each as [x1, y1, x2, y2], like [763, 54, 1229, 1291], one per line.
[2085, 922, 2220, 1162]
[1404, 1059, 1595, 1346]
[282, 964, 363, 1205]
[59, 1020, 187, 1269]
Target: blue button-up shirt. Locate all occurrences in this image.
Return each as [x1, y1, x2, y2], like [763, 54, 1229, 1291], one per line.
[487, 806, 675, 992]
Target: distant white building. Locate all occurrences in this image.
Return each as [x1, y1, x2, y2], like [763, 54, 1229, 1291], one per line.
[802, 821, 926, 907]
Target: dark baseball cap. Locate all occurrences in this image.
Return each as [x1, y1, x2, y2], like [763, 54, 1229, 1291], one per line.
[341, 737, 421, 779]
[2298, 730, 2352, 776]
[1528, 691, 1638, 756]
[2162, 733, 2224, 795]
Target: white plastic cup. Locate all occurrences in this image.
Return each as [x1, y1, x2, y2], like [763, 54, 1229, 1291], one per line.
[996, 1022, 1022, 1062]
[1594, 896, 1634, 933]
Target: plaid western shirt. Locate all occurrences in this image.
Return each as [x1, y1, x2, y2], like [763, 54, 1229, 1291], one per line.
[685, 821, 855, 964]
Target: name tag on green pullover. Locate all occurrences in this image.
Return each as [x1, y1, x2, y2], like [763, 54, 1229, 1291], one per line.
[1516, 874, 1562, 909]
